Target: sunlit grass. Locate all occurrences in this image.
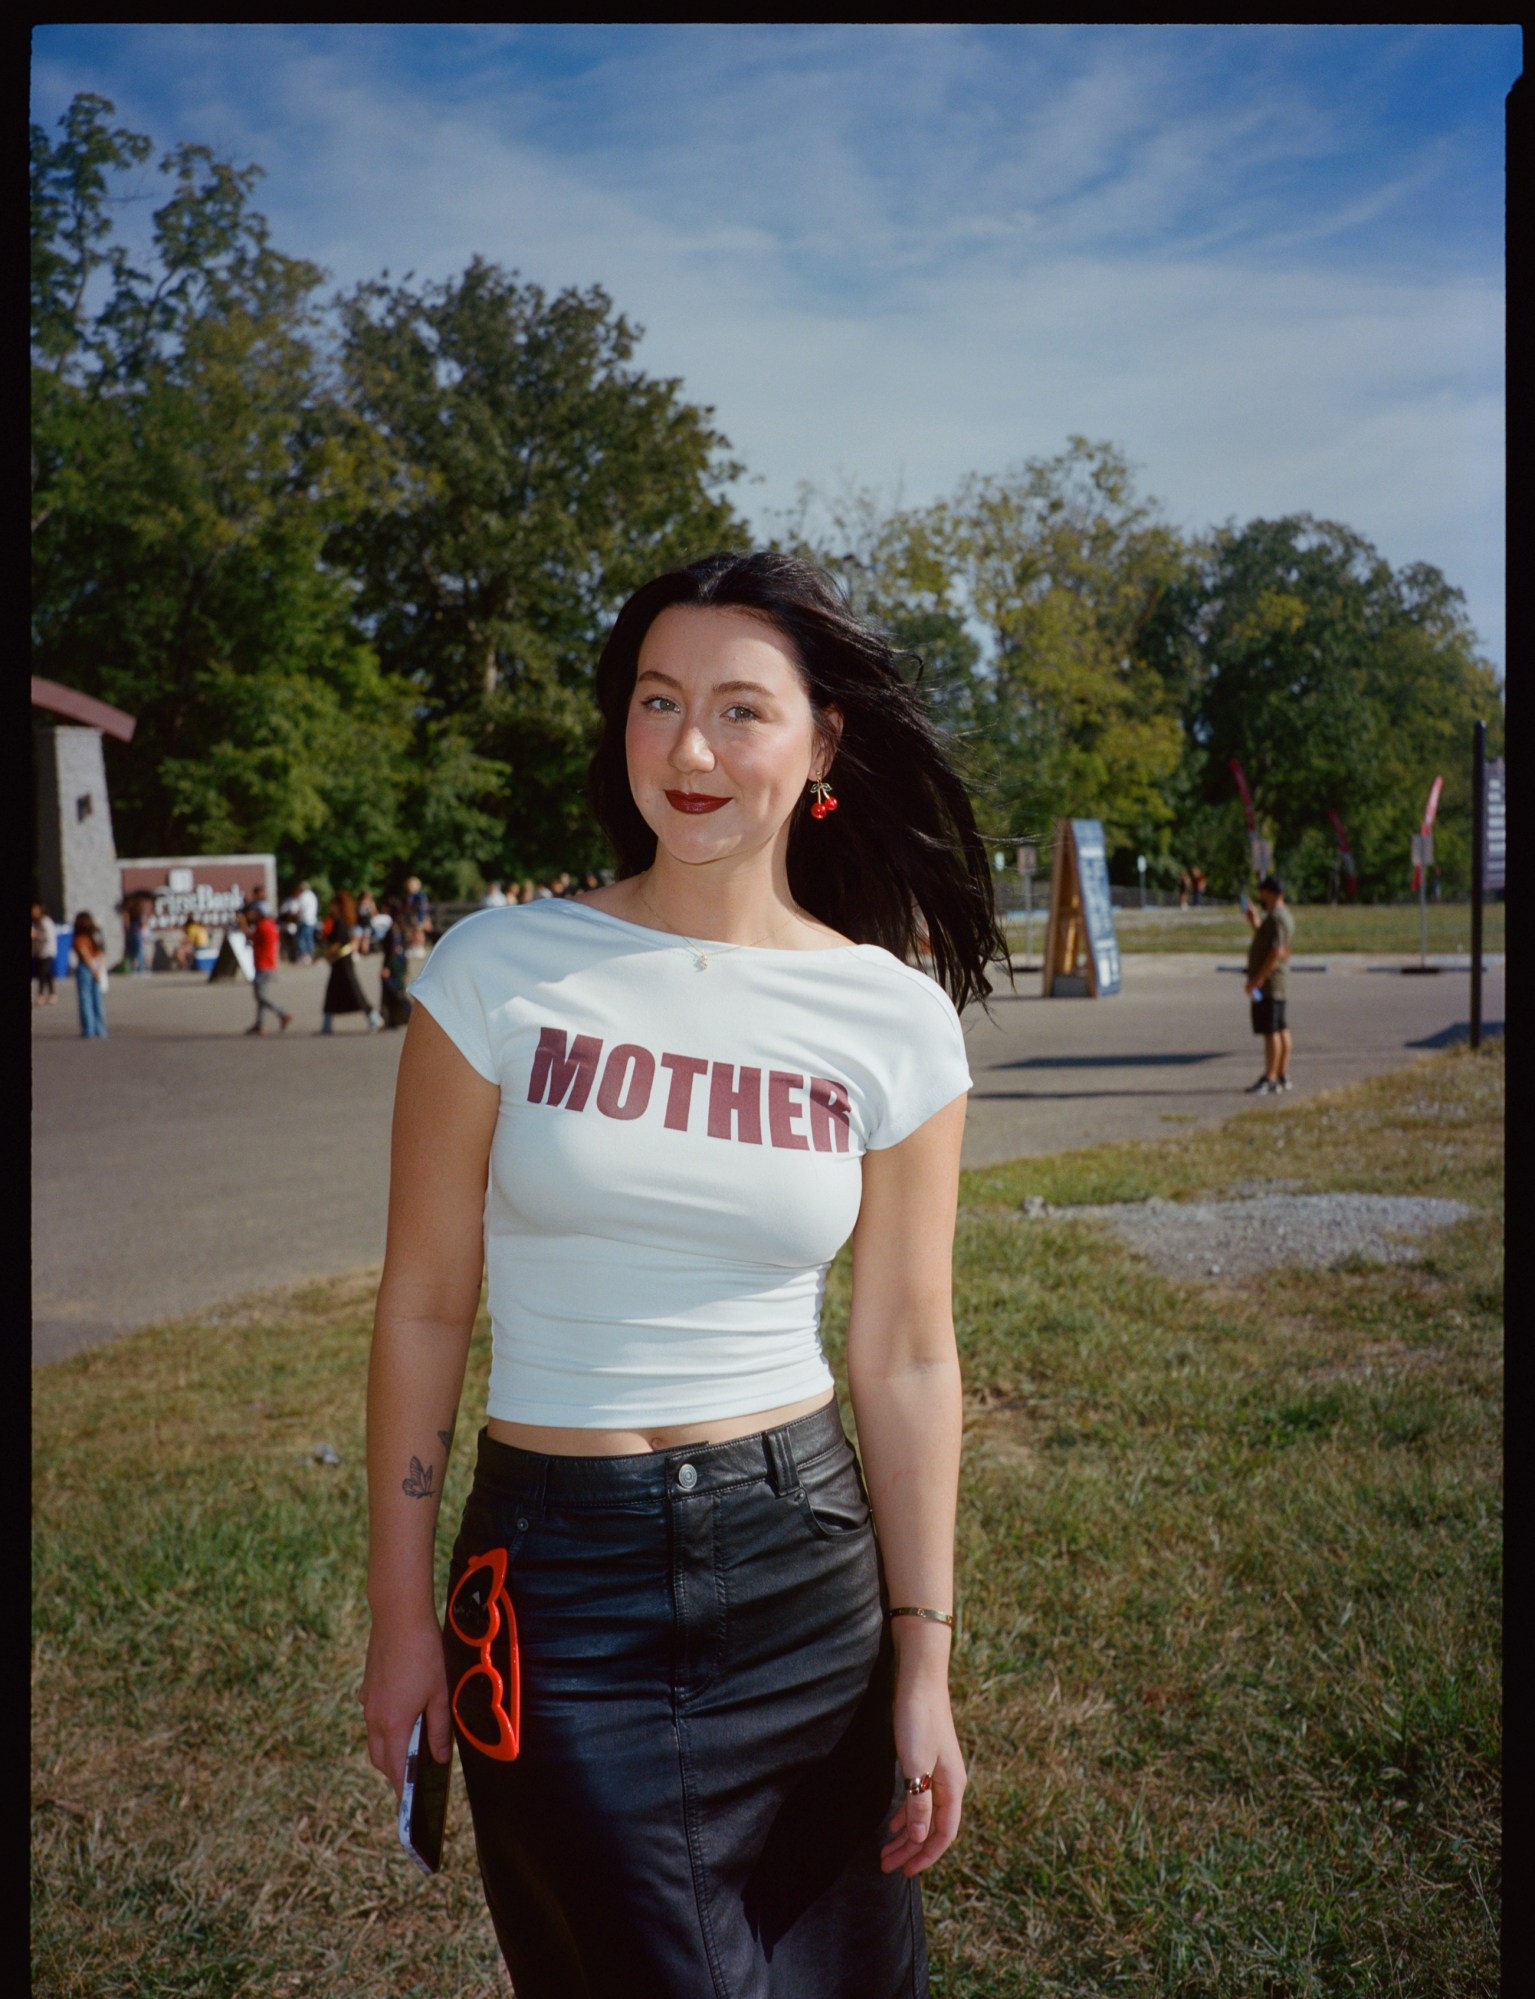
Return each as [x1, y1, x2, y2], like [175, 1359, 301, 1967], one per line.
[1002, 901, 1505, 958]
[33, 1044, 1501, 1996]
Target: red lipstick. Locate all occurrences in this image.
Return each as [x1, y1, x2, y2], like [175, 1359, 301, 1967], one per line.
[665, 791, 729, 814]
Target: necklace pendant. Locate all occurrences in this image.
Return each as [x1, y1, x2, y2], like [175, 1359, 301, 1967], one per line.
[694, 953, 709, 971]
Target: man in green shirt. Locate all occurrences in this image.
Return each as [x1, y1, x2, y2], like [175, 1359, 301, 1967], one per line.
[1243, 874, 1295, 1094]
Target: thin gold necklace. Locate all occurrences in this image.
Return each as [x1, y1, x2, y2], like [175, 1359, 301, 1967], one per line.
[634, 881, 792, 971]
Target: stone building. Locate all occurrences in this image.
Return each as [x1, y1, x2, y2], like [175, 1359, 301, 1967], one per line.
[33, 677, 136, 955]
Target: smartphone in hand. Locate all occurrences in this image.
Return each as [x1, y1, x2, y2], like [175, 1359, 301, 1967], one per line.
[398, 1711, 452, 1876]
[1238, 891, 1251, 915]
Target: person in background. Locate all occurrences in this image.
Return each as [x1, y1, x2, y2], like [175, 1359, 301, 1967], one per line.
[295, 881, 320, 964]
[515, 880, 536, 904]
[245, 901, 294, 1037]
[404, 877, 433, 937]
[279, 887, 301, 962]
[1190, 865, 1207, 908]
[379, 897, 414, 1029]
[355, 889, 379, 954]
[481, 882, 508, 908]
[1242, 873, 1295, 1094]
[122, 895, 149, 975]
[71, 912, 108, 1038]
[320, 892, 383, 1034]
[32, 900, 59, 1006]
[174, 915, 210, 971]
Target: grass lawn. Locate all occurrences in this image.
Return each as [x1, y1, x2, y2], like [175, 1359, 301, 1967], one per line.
[1003, 901, 1505, 959]
[32, 1043, 1502, 1997]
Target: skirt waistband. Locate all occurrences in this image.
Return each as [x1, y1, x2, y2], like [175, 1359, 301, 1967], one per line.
[469, 1396, 848, 1506]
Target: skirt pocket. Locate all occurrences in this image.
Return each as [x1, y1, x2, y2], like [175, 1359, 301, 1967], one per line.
[795, 1442, 873, 1542]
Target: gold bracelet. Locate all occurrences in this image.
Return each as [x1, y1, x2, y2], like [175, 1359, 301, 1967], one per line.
[887, 1606, 955, 1628]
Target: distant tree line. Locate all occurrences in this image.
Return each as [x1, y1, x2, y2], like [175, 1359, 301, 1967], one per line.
[33, 94, 1503, 905]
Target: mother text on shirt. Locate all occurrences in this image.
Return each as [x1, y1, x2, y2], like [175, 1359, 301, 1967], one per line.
[527, 1026, 852, 1153]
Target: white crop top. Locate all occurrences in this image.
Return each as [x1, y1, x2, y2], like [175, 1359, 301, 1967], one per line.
[407, 899, 972, 1427]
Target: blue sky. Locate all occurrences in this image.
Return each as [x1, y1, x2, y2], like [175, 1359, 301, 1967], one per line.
[32, 23, 1518, 672]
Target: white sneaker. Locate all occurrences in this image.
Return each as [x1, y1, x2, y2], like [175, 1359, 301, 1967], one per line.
[1244, 1075, 1276, 1094]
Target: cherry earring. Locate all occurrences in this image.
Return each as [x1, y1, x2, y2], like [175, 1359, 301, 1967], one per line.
[809, 778, 839, 820]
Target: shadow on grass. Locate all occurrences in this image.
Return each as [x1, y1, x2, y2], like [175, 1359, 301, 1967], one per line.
[1407, 1021, 1504, 1050]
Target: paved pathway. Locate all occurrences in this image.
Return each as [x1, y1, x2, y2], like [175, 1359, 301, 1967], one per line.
[31, 950, 1501, 1365]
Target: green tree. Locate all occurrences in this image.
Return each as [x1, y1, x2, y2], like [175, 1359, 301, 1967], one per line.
[32, 95, 412, 889]
[788, 441, 1196, 865]
[330, 260, 746, 890]
[780, 484, 989, 757]
[944, 441, 1193, 856]
[1179, 517, 1503, 898]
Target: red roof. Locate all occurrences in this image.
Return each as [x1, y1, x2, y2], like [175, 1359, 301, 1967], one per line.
[31, 677, 137, 742]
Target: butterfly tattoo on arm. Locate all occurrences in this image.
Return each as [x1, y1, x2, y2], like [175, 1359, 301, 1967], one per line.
[401, 1456, 436, 1500]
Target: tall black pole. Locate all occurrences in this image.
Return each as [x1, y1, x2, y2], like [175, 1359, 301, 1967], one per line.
[1470, 720, 1485, 1051]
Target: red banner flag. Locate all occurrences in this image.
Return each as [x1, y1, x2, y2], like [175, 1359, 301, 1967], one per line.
[1229, 758, 1257, 832]
[1326, 809, 1358, 896]
[1411, 775, 1444, 891]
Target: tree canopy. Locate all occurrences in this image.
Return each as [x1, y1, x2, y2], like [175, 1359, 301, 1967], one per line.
[790, 460, 1500, 897]
[1171, 516, 1503, 898]
[31, 95, 744, 899]
[33, 93, 1501, 904]
[32, 96, 413, 890]
[330, 258, 743, 891]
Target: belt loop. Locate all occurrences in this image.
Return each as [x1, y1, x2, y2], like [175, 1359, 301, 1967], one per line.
[763, 1424, 799, 1495]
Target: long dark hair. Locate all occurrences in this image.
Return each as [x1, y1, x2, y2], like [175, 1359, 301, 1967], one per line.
[587, 550, 1005, 1012]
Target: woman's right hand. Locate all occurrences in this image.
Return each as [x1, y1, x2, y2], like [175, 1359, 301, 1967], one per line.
[359, 1607, 453, 1801]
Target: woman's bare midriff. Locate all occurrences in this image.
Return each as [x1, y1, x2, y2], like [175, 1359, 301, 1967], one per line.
[486, 1388, 836, 1457]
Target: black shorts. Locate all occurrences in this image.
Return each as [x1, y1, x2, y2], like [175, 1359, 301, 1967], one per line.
[1251, 996, 1288, 1035]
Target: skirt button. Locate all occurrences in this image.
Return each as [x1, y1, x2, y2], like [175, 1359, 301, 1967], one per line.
[676, 1462, 698, 1491]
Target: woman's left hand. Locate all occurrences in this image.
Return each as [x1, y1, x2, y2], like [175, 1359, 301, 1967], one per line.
[881, 1665, 966, 1876]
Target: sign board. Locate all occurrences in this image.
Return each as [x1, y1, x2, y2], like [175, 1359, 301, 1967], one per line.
[1016, 844, 1038, 876]
[1484, 759, 1505, 891]
[118, 854, 276, 941]
[1411, 833, 1435, 870]
[1042, 819, 1122, 998]
[1249, 834, 1273, 877]
[207, 929, 255, 983]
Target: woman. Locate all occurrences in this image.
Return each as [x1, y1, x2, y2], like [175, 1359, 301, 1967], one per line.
[362, 552, 1003, 1998]
[32, 901, 59, 1005]
[377, 898, 414, 1030]
[320, 892, 383, 1034]
[70, 911, 108, 1038]
[175, 915, 210, 972]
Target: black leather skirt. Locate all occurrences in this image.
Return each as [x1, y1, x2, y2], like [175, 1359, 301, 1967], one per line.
[443, 1398, 929, 1999]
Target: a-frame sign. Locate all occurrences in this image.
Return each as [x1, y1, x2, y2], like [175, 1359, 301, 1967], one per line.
[1041, 818, 1122, 997]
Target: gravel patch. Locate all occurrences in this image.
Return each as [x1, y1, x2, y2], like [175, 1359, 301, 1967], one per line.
[1017, 1193, 1473, 1281]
